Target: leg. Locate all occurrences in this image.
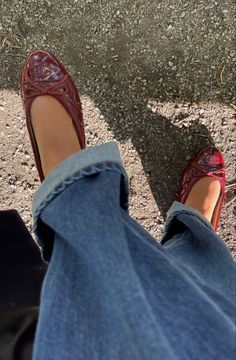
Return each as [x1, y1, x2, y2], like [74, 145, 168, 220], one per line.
[162, 203, 236, 306]
[162, 145, 235, 304]
[33, 168, 168, 360]
[32, 147, 236, 360]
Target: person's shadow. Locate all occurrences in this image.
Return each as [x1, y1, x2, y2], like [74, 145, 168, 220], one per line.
[75, 82, 214, 218]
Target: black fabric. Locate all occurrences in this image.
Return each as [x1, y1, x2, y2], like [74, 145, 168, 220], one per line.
[0, 308, 38, 360]
[0, 210, 47, 360]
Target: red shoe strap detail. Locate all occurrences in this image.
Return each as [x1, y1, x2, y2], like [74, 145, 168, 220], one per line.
[190, 162, 225, 178]
[181, 164, 225, 190]
[21, 75, 70, 99]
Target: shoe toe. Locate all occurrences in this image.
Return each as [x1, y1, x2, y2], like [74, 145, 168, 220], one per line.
[25, 50, 65, 83]
[197, 147, 224, 168]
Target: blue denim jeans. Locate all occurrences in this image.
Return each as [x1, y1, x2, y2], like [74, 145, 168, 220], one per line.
[32, 142, 236, 360]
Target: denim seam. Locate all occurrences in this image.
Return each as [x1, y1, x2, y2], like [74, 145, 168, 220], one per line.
[33, 162, 128, 235]
[162, 208, 213, 241]
[169, 209, 211, 227]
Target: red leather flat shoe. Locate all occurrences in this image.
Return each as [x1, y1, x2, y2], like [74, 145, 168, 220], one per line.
[178, 147, 226, 231]
[20, 50, 86, 182]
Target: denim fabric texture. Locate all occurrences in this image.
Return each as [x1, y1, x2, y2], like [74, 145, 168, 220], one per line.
[32, 142, 236, 360]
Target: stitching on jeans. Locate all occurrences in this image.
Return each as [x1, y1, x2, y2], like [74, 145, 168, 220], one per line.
[33, 162, 128, 236]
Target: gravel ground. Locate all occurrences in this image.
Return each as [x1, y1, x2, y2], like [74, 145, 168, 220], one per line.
[0, 0, 235, 255]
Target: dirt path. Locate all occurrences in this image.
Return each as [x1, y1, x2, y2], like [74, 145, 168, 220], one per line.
[0, 0, 235, 255]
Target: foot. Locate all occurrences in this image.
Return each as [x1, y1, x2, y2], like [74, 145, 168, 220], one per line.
[31, 95, 81, 177]
[185, 177, 221, 223]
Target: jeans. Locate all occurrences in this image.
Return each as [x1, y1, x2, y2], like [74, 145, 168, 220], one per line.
[32, 142, 236, 360]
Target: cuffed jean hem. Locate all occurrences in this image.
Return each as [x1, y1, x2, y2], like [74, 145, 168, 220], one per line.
[32, 142, 129, 261]
[163, 201, 213, 237]
[32, 141, 214, 262]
